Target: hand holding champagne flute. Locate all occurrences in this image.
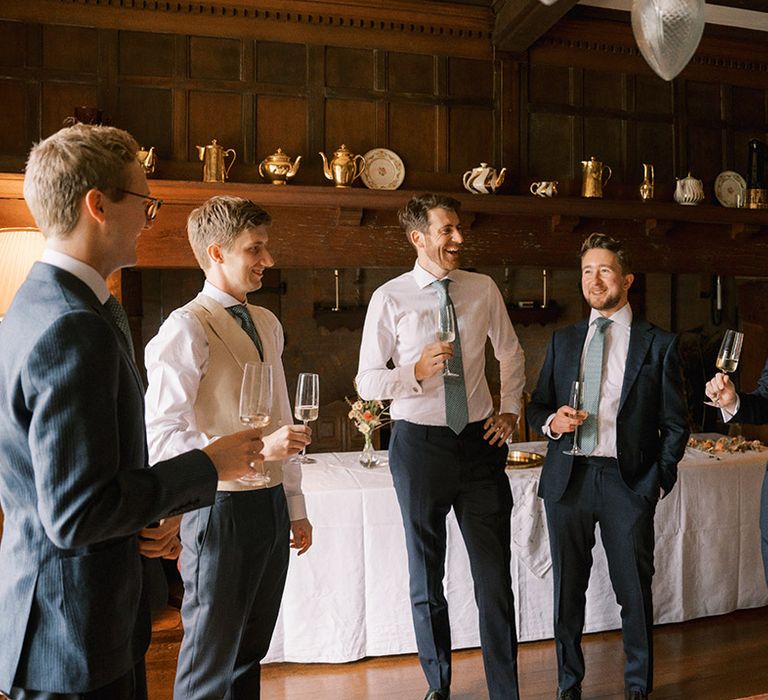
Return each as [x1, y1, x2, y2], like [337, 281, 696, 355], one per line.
[705, 330, 744, 407]
[563, 380, 587, 456]
[294, 372, 319, 464]
[238, 362, 272, 484]
[436, 303, 459, 378]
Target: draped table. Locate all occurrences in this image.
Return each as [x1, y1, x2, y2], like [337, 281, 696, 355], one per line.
[264, 437, 768, 663]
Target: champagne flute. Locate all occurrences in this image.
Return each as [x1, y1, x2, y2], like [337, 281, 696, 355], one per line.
[294, 372, 319, 464]
[705, 329, 744, 407]
[436, 304, 459, 378]
[562, 380, 586, 456]
[238, 362, 272, 485]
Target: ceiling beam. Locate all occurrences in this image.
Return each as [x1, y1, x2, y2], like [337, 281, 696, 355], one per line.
[493, 0, 580, 53]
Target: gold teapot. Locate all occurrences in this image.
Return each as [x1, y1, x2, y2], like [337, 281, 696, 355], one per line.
[136, 146, 157, 177]
[258, 148, 301, 185]
[319, 144, 365, 188]
[196, 139, 237, 183]
[580, 156, 612, 198]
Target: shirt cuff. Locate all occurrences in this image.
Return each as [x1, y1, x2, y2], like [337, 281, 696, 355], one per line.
[721, 396, 740, 423]
[543, 413, 562, 440]
[286, 493, 307, 521]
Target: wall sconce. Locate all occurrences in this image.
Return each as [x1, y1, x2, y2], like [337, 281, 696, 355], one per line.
[0, 228, 46, 320]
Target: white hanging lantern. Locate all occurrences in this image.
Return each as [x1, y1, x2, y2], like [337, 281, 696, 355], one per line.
[631, 0, 706, 81]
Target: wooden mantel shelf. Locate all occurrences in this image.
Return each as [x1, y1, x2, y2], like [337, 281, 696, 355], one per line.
[2, 174, 768, 274]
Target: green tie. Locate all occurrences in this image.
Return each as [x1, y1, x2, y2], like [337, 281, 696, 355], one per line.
[104, 295, 135, 359]
[433, 279, 469, 435]
[227, 304, 264, 360]
[579, 316, 612, 455]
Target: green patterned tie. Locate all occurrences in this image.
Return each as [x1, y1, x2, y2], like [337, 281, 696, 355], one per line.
[579, 316, 612, 455]
[104, 295, 135, 359]
[433, 279, 469, 435]
[227, 304, 264, 360]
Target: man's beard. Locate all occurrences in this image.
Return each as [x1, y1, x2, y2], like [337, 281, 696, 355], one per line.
[589, 290, 622, 311]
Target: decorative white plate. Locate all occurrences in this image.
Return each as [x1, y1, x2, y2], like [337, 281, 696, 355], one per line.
[714, 170, 746, 208]
[360, 148, 405, 190]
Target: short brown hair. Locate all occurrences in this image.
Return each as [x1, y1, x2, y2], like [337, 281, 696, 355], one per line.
[580, 232, 632, 274]
[23, 124, 138, 239]
[398, 193, 461, 244]
[187, 196, 272, 270]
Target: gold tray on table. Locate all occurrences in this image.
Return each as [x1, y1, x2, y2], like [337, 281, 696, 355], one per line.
[506, 450, 544, 470]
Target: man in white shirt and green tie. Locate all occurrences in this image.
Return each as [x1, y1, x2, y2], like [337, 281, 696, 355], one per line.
[356, 192, 525, 700]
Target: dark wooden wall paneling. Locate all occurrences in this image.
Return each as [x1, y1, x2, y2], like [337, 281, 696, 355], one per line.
[522, 13, 768, 201]
[0, 19, 499, 191]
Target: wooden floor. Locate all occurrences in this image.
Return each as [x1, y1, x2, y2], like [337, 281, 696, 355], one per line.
[147, 606, 768, 699]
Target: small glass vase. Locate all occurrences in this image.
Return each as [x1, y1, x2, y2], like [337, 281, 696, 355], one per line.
[359, 433, 380, 468]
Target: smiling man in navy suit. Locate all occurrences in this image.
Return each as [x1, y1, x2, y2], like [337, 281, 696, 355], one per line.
[0, 124, 262, 700]
[527, 233, 689, 700]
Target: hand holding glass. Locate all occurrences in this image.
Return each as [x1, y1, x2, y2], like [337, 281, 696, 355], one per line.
[705, 330, 744, 407]
[436, 304, 459, 377]
[294, 373, 319, 464]
[562, 380, 587, 456]
[238, 362, 272, 485]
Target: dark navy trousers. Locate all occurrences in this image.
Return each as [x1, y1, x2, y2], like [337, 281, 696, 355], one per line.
[389, 419, 520, 700]
[544, 456, 657, 695]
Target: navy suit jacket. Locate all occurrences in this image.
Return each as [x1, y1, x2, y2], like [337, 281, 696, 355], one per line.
[527, 317, 689, 502]
[733, 359, 768, 425]
[0, 263, 218, 694]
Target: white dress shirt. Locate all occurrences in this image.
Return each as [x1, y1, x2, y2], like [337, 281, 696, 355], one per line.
[356, 262, 525, 425]
[545, 304, 632, 458]
[144, 280, 306, 520]
[41, 249, 109, 303]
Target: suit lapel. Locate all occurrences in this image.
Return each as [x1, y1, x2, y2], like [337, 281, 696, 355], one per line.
[619, 319, 653, 413]
[34, 264, 145, 390]
[564, 319, 589, 386]
[194, 293, 255, 370]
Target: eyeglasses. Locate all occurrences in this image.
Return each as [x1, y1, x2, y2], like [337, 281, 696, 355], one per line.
[118, 189, 163, 226]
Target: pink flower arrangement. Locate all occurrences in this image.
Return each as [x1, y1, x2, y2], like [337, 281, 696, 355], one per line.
[345, 394, 390, 437]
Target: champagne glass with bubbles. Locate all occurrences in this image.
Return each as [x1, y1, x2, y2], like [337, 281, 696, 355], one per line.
[238, 362, 272, 485]
[562, 380, 587, 456]
[436, 304, 459, 378]
[705, 329, 744, 407]
[294, 373, 319, 464]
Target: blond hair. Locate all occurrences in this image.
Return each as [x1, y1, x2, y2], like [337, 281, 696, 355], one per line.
[23, 123, 139, 239]
[187, 196, 272, 270]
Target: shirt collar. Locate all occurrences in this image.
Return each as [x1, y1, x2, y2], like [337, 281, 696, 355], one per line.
[412, 261, 454, 290]
[202, 279, 247, 308]
[589, 302, 632, 329]
[41, 249, 110, 304]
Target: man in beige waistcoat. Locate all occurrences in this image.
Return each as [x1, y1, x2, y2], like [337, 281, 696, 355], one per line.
[144, 195, 312, 699]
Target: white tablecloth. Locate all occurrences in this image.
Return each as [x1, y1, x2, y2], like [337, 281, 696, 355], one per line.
[264, 439, 768, 663]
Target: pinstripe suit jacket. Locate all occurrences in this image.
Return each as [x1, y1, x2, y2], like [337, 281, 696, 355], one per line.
[0, 263, 217, 694]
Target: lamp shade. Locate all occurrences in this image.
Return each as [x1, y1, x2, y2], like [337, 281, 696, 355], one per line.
[0, 227, 45, 319]
[631, 0, 705, 82]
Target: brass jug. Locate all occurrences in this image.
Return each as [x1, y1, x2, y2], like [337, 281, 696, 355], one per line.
[259, 148, 302, 185]
[136, 146, 157, 177]
[639, 163, 654, 202]
[580, 156, 612, 198]
[319, 144, 365, 188]
[196, 139, 237, 183]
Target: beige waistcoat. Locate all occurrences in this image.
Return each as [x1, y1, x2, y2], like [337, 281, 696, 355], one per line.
[185, 293, 291, 491]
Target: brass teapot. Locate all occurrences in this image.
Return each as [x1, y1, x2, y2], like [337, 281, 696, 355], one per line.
[319, 144, 365, 188]
[196, 139, 237, 183]
[136, 146, 157, 177]
[259, 148, 301, 185]
[462, 162, 506, 194]
[580, 156, 612, 198]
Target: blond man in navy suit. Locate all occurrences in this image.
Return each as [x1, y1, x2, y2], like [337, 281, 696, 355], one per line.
[0, 124, 261, 700]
